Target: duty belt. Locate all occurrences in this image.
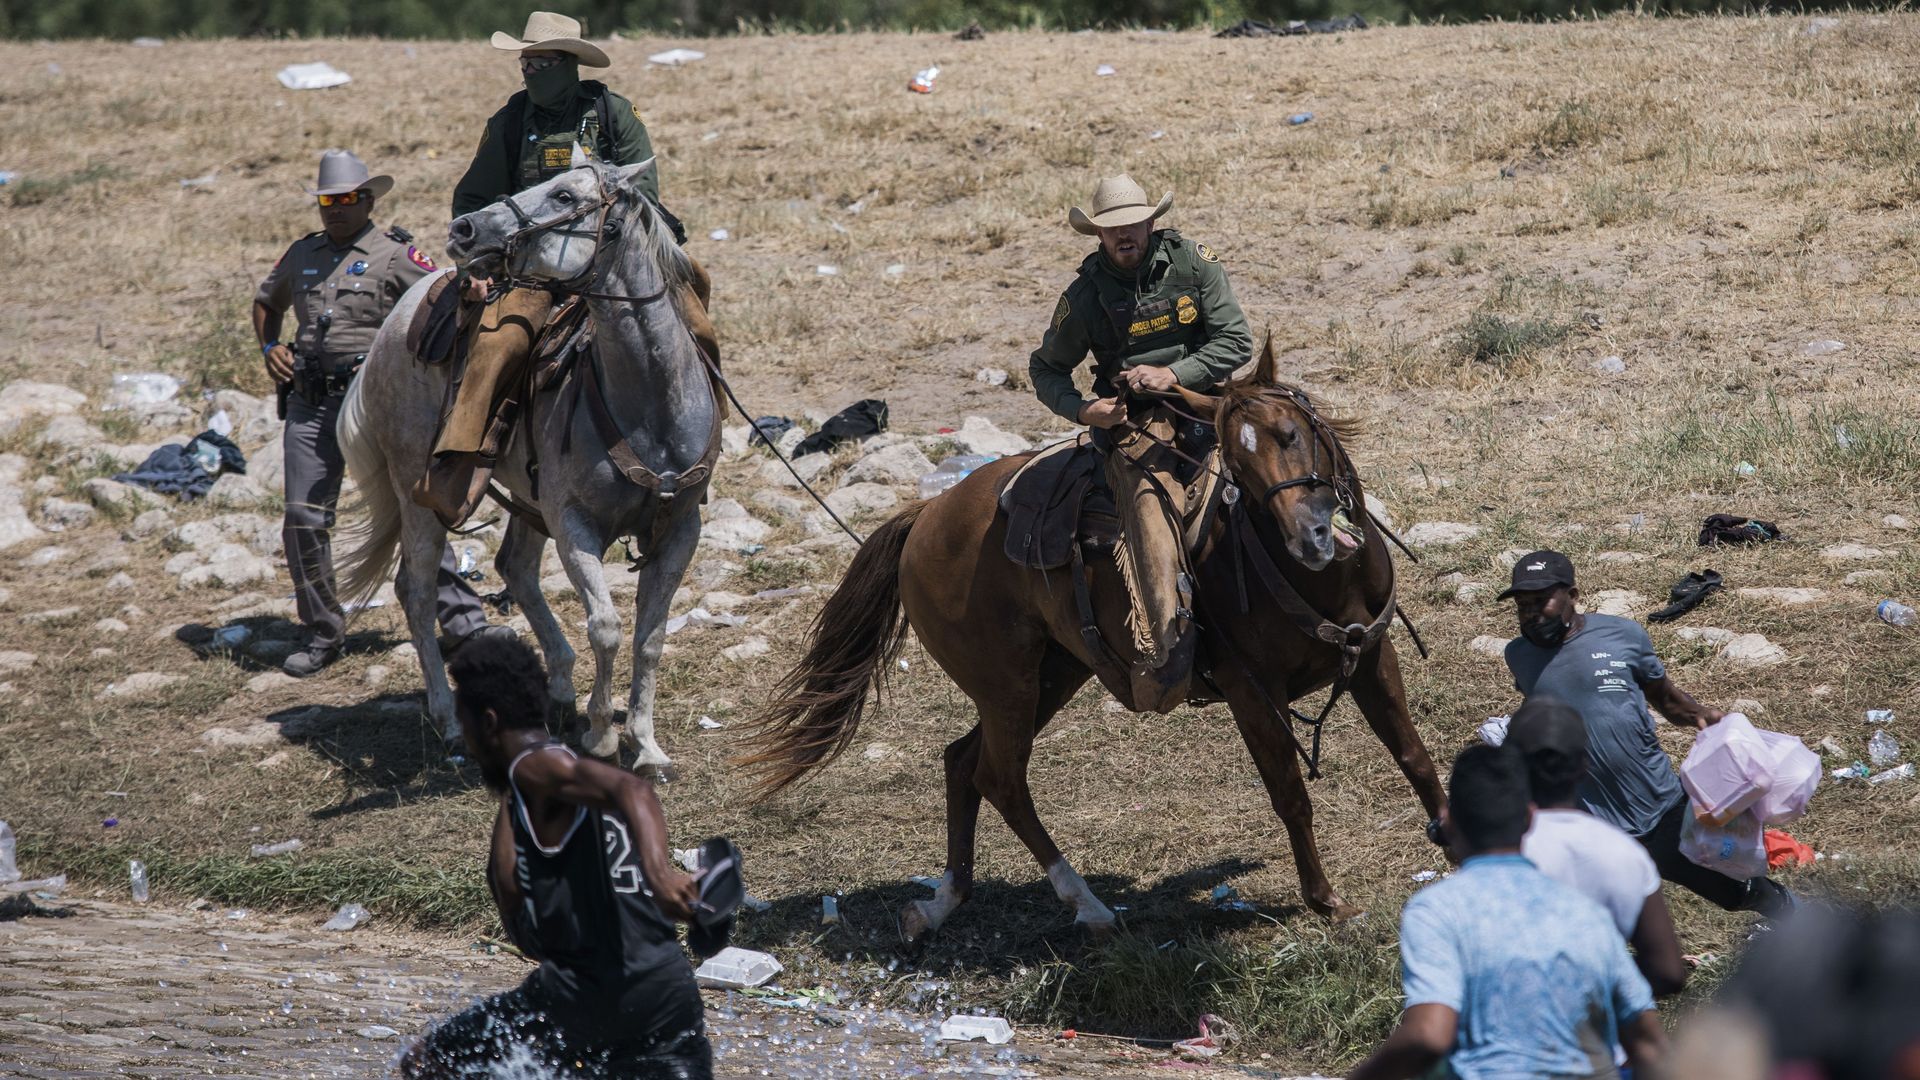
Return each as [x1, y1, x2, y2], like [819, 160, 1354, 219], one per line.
[295, 354, 365, 403]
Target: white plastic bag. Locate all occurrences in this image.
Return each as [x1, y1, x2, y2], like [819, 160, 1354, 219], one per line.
[0, 820, 18, 886]
[1752, 729, 1821, 824]
[1680, 808, 1768, 880]
[1679, 713, 1772, 825]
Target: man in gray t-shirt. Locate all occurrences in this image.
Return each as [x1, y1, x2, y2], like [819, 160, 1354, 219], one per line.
[1500, 550, 1792, 919]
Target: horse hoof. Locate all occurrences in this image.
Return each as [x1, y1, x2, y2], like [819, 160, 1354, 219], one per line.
[629, 739, 673, 770]
[582, 725, 620, 761]
[1329, 903, 1366, 924]
[900, 901, 936, 945]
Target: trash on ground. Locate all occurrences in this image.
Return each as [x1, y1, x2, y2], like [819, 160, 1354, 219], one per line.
[226, 908, 249, 920]
[179, 170, 218, 189]
[323, 902, 370, 931]
[128, 859, 149, 902]
[940, 1014, 1014, 1044]
[114, 430, 246, 501]
[917, 453, 998, 499]
[694, 946, 783, 989]
[1869, 730, 1901, 766]
[1869, 763, 1915, 785]
[1094, 64, 1117, 77]
[1171, 1014, 1238, 1060]
[647, 48, 706, 66]
[1216, 15, 1368, 36]
[1288, 112, 1314, 125]
[708, 228, 730, 241]
[1831, 761, 1871, 781]
[1477, 715, 1511, 746]
[0, 821, 15, 885]
[665, 608, 748, 635]
[102, 817, 118, 828]
[747, 415, 794, 448]
[356, 1024, 401, 1040]
[1867, 708, 1897, 724]
[794, 399, 887, 457]
[1875, 602, 1914, 628]
[884, 263, 907, 277]
[1411, 869, 1440, 883]
[0, 893, 72, 921]
[1816, 736, 1845, 757]
[276, 62, 352, 90]
[1734, 462, 1757, 476]
[250, 839, 303, 858]
[697, 715, 724, 730]
[131, 36, 164, 46]
[814, 265, 839, 276]
[108, 372, 181, 409]
[974, 367, 1009, 386]
[821, 895, 840, 925]
[1647, 569, 1723, 624]
[1698, 514, 1783, 546]
[1800, 339, 1846, 356]
[1595, 355, 1626, 375]
[909, 66, 939, 94]
[1764, 830, 1816, 869]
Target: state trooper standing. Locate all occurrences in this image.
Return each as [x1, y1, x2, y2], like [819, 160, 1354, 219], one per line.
[253, 150, 511, 677]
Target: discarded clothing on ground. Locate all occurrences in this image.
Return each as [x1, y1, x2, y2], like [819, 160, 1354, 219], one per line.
[1215, 15, 1368, 37]
[953, 21, 985, 40]
[1699, 514, 1784, 547]
[112, 430, 248, 500]
[1648, 569, 1723, 623]
[1765, 829, 1816, 869]
[746, 415, 793, 449]
[794, 399, 888, 457]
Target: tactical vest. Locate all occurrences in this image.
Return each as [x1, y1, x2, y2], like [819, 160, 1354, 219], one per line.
[503, 81, 618, 193]
[1077, 231, 1210, 376]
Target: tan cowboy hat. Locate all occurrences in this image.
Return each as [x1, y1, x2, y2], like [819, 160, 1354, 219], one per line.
[304, 149, 392, 199]
[491, 11, 610, 69]
[1068, 174, 1173, 236]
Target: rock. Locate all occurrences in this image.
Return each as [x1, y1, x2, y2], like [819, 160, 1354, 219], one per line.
[1363, 491, 1392, 530]
[200, 721, 284, 748]
[1468, 634, 1508, 658]
[1821, 543, 1890, 561]
[1728, 698, 1766, 717]
[750, 489, 806, 521]
[689, 559, 741, 590]
[22, 606, 81, 624]
[951, 416, 1030, 457]
[1737, 587, 1826, 606]
[389, 642, 418, 662]
[1675, 626, 1736, 646]
[208, 390, 279, 447]
[700, 590, 750, 612]
[1593, 551, 1648, 565]
[86, 552, 131, 576]
[844, 442, 933, 488]
[93, 617, 129, 634]
[774, 426, 807, 456]
[1844, 569, 1889, 586]
[83, 478, 153, 513]
[363, 665, 391, 689]
[22, 545, 72, 567]
[1883, 514, 1913, 531]
[255, 750, 291, 769]
[0, 462, 45, 551]
[248, 436, 286, 493]
[721, 636, 771, 662]
[125, 508, 175, 539]
[0, 586, 10, 608]
[1493, 546, 1531, 570]
[756, 451, 831, 490]
[166, 514, 281, 557]
[246, 671, 299, 694]
[720, 423, 753, 459]
[205, 472, 269, 509]
[97, 672, 185, 699]
[0, 381, 87, 436]
[701, 499, 770, 548]
[1403, 521, 1481, 548]
[179, 544, 276, 588]
[1586, 590, 1647, 617]
[35, 497, 96, 531]
[36, 413, 106, 451]
[121, 399, 195, 431]
[164, 550, 202, 575]
[0, 651, 36, 674]
[974, 367, 1009, 386]
[539, 569, 575, 598]
[824, 482, 898, 519]
[1721, 633, 1788, 667]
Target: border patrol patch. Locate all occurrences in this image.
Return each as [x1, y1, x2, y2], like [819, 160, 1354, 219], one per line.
[407, 246, 437, 272]
[1197, 243, 1220, 263]
[1176, 294, 1198, 325]
[1050, 294, 1071, 332]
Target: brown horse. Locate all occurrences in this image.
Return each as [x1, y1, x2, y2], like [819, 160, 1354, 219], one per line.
[739, 340, 1445, 942]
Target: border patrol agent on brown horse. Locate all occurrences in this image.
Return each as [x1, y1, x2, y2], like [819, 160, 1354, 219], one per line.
[253, 151, 510, 677]
[1028, 174, 1254, 711]
[414, 11, 718, 528]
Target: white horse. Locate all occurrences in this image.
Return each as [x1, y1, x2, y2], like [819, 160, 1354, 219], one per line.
[336, 159, 716, 768]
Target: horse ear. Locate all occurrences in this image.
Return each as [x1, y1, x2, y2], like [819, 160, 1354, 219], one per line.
[613, 157, 658, 191]
[1173, 384, 1219, 413]
[569, 141, 589, 169]
[1252, 329, 1278, 386]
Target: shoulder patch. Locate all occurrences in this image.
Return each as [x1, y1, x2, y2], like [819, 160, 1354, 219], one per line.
[1050, 294, 1072, 332]
[407, 246, 437, 272]
[1197, 243, 1220, 263]
[385, 225, 413, 244]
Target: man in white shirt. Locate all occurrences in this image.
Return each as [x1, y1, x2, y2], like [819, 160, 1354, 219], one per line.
[1510, 697, 1688, 997]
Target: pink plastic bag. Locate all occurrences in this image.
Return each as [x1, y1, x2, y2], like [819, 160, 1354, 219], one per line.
[1680, 808, 1768, 880]
[1752, 729, 1821, 824]
[1680, 713, 1772, 825]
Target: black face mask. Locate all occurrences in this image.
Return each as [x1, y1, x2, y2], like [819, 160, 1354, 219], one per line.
[1522, 616, 1570, 649]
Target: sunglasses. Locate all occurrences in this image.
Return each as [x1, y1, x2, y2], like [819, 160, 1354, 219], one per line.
[316, 190, 368, 207]
[520, 54, 566, 75]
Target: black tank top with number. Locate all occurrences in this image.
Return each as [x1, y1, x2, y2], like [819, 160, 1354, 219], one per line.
[507, 745, 683, 1000]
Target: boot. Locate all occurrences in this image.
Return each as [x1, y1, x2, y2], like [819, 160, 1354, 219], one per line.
[1108, 412, 1193, 713]
[412, 288, 552, 528]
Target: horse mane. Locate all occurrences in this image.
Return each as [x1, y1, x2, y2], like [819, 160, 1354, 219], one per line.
[632, 187, 694, 297]
[1218, 378, 1364, 443]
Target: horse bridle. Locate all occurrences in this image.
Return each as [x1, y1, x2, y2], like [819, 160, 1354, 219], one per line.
[491, 162, 666, 305]
[1218, 386, 1357, 516]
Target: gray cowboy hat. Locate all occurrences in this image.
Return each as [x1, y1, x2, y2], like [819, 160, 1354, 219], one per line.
[491, 11, 611, 69]
[304, 149, 393, 199]
[1068, 174, 1173, 236]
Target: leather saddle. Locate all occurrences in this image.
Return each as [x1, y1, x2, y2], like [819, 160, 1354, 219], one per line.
[406, 273, 470, 367]
[997, 433, 1225, 571]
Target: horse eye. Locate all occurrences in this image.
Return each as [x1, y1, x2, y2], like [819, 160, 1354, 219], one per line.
[1277, 427, 1298, 448]
[554, 190, 574, 205]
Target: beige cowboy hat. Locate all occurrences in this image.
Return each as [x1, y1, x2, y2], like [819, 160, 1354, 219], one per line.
[1068, 174, 1173, 236]
[304, 149, 392, 199]
[491, 11, 610, 69]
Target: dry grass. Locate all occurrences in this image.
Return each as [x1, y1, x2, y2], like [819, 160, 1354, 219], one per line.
[4, 14, 1920, 1072]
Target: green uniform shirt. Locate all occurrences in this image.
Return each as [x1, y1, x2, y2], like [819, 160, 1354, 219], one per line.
[255, 222, 440, 370]
[1028, 230, 1253, 423]
[451, 80, 658, 218]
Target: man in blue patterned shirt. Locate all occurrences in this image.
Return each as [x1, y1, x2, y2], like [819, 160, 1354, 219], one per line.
[1348, 744, 1667, 1080]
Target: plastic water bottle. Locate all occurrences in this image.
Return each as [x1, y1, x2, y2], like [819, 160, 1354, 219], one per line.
[128, 859, 149, 903]
[908, 65, 939, 93]
[1878, 600, 1916, 627]
[1869, 729, 1902, 766]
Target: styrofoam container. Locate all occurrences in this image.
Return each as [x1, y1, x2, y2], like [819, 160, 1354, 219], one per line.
[1679, 713, 1771, 825]
[939, 1015, 1013, 1044]
[693, 946, 782, 989]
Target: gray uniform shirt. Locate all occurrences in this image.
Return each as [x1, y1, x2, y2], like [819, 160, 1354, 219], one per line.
[1505, 614, 1684, 838]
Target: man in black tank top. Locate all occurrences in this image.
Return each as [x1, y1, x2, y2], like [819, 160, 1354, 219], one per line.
[402, 637, 712, 1079]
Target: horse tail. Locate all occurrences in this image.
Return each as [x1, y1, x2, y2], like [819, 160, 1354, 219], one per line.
[735, 500, 928, 799]
[332, 375, 403, 604]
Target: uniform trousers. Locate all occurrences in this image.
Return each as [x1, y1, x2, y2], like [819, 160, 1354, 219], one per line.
[283, 388, 487, 651]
